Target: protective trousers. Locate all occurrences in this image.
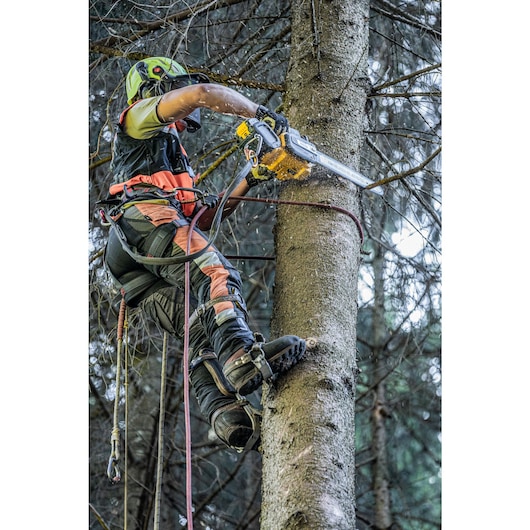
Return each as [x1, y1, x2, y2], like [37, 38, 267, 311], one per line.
[139, 286, 257, 450]
[110, 201, 256, 360]
[103, 201, 258, 449]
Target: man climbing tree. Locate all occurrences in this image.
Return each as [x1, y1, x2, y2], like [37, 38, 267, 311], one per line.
[101, 56, 306, 452]
[90, 0, 442, 527]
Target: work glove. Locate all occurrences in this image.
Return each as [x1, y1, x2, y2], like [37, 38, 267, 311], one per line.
[255, 105, 289, 135]
[245, 165, 276, 188]
[201, 193, 220, 209]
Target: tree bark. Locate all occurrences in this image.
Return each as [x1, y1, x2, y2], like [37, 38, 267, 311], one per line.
[260, 1, 370, 528]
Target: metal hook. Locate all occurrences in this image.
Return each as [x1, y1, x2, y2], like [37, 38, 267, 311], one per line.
[244, 135, 263, 167]
[107, 454, 121, 484]
[244, 147, 258, 167]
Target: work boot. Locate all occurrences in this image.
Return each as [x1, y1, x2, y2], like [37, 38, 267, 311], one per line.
[190, 350, 260, 451]
[211, 400, 260, 451]
[222, 335, 306, 395]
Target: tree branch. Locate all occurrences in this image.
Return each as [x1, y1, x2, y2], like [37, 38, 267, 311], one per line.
[372, 62, 441, 93]
[366, 146, 441, 190]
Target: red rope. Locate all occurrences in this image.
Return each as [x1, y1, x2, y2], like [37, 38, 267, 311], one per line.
[117, 295, 127, 340]
[228, 195, 364, 244]
[182, 204, 208, 530]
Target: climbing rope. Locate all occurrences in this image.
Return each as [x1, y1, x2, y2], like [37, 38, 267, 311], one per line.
[181, 203, 210, 530]
[176, 152, 254, 529]
[107, 297, 127, 485]
[228, 195, 364, 245]
[123, 311, 129, 530]
[104, 297, 130, 529]
[153, 332, 169, 530]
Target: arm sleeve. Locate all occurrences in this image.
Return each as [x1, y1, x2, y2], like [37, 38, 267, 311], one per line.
[122, 96, 172, 139]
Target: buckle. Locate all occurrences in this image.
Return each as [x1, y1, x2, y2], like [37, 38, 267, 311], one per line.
[248, 343, 274, 380]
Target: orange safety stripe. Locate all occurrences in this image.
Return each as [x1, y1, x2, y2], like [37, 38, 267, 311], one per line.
[109, 170, 197, 217]
[174, 228, 234, 317]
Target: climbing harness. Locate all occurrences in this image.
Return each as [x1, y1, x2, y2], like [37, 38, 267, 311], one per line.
[98, 161, 253, 268]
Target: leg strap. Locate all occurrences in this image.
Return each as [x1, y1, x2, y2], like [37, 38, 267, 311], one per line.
[240, 399, 262, 453]
[188, 294, 242, 329]
[234, 334, 274, 382]
[190, 349, 237, 396]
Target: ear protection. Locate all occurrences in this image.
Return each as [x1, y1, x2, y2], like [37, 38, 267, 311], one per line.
[134, 60, 211, 133]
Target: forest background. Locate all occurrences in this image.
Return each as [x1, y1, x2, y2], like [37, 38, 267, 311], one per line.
[1, 2, 529, 529]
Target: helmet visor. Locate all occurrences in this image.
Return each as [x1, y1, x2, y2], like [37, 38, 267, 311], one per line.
[183, 108, 202, 133]
[153, 70, 210, 95]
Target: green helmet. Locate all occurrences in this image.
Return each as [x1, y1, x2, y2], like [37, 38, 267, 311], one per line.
[125, 56, 210, 105]
[125, 57, 210, 132]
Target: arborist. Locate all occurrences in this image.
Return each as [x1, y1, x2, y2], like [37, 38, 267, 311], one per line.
[101, 56, 306, 451]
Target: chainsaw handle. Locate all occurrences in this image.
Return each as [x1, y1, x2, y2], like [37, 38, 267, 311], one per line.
[255, 105, 289, 134]
[249, 118, 281, 150]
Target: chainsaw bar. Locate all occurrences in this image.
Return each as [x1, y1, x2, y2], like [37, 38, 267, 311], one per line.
[236, 119, 383, 196]
[283, 129, 383, 196]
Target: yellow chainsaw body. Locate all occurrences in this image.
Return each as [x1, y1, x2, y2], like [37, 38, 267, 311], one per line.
[257, 139, 312, 181]
[236, 120, 312, 181]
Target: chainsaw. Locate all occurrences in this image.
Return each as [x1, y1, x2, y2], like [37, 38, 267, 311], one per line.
[235, 118, 383, 196]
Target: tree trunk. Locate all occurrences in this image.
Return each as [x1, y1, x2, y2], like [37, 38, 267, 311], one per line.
[260, 1, 370, 528]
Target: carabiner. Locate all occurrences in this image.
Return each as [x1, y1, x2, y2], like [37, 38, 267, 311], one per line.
[99, 208, 111, 227]
[107, 454, 121, 484]
[244, 135, 263, 167]
[244, 147, 258, 167]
